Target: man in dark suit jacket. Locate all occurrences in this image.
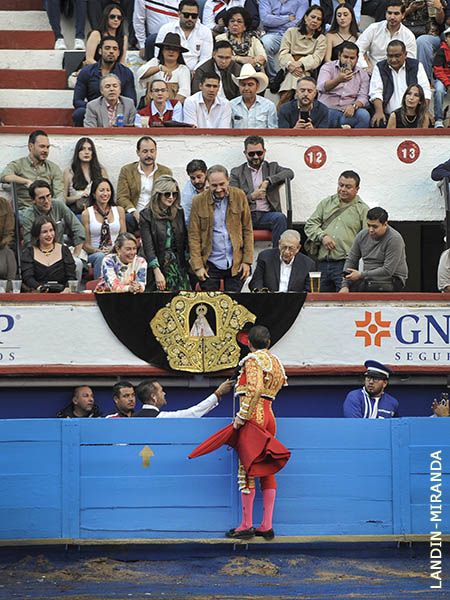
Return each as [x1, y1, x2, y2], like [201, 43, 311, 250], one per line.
[249, 230, 315, 292]
[191, 40, 241, 100]
[230, 135, 294, 247]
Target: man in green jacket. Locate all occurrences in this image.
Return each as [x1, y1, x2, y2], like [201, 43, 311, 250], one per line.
[117, 136, 172, 232]
[304, 170, 369, 292]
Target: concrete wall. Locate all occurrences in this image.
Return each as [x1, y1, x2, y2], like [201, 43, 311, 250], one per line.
[0, 130, 446, 223]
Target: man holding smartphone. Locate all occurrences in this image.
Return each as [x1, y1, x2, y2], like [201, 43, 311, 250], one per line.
[317, 42, 370, 129]
[278, 76, 329, 128]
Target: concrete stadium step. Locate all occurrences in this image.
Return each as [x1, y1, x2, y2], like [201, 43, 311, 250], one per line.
[0, 50, 65, 69]
[0, 0, 43, 10]
[0, 89, 73, 108]
[0, 69, 66, 89]
[0, 108, 73, 126]
[0, 31, 54, 49]
[2, 10, 50, 29]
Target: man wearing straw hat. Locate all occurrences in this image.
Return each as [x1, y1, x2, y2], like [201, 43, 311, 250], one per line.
[230, 64, 278, 128]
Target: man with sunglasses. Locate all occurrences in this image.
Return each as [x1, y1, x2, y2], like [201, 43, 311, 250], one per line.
[154, 0, 214, 72]
[230, 135, 293, 247]
[343, 360, 399, 418]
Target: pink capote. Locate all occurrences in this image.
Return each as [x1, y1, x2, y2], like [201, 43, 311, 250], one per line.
[188, 420, 290, 477]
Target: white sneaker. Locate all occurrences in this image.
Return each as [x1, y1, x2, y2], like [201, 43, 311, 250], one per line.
[54, 38, 67, 50]
[435, 119, 444, 128]
[74, 38, 85, 51]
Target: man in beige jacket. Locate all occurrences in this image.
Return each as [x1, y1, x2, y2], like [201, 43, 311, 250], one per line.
[189, 164, 253, 291]
[117, 136, 172, 232]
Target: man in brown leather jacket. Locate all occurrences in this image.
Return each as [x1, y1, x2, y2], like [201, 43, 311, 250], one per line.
[189, 164, 253, 291]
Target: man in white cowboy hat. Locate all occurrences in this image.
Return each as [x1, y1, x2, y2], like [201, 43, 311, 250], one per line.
[343, 360, 399, 419]
[230, 64, 278, 128]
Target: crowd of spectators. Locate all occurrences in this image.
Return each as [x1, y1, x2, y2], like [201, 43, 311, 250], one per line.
[0, 129, 449, 293]
[40, 0, 450, 129]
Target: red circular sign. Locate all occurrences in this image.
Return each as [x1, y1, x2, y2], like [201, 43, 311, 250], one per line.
[397, 140, 420, 164]
[304, 145, 327, 169]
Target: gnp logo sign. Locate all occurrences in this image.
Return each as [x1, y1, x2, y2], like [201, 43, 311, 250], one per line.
[355, 310, 450, 363]
[0, 313, 16, 361]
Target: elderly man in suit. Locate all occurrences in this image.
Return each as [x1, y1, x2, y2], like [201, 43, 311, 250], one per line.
[230, 135, 294, 247]
[84, 74, 136, 127]
[249, 229, 315, 292]
[117, 136, 172, 232]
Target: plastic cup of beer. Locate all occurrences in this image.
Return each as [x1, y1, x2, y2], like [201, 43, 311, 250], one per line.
[309, 272, 321, 293]
[141, 116, 149, 128]
[11, 280, 22, 294]
[68, 280, 78, 293]
[0, 280, 7, 293]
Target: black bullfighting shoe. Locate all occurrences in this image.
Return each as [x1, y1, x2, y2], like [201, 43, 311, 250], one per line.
[255, 528, 275, 540]
[225, 527, 256, 539]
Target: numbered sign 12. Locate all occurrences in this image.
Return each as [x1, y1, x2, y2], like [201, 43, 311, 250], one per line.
[304, 145, 327, 169]
[397, 140, 420, 164]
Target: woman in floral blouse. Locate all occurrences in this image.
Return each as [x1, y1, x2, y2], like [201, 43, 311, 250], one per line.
[96, 233, 147, 293]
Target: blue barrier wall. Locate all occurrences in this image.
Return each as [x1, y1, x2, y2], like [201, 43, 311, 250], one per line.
[0, 418, 448, 541]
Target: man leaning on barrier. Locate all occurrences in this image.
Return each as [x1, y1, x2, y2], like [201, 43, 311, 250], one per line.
[134, 379, 234, 417]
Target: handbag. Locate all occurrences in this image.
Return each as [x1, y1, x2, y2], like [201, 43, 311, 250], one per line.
[304, 203, 354, 258]
[39, 282, 65, 293]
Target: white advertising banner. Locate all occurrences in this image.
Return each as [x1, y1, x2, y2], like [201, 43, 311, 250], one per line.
[0, 298, 449, 371]
[272, 301, 450, 368]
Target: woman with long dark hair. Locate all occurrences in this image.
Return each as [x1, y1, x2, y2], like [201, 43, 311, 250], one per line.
[278, 6, 327, 106]
[85, 3, 128, 64]
[139, 175, 190, 291]
[325, 3, 359, 62]
[81, 178, 126, 279]
[22, 215, 76, 292]
[64, 137, 108, 214]
[387, 84, 432, 128]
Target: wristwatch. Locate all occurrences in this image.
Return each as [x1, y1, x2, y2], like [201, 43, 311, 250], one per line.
[352, 103, 358, 110]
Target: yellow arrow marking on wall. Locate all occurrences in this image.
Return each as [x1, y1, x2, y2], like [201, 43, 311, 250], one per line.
[139, 445, 154, 468]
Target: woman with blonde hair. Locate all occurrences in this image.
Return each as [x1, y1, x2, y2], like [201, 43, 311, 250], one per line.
[139, 175, 190, 291]
[96, 232, 147, 293]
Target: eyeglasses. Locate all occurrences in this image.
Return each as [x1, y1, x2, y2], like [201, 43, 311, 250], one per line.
[181, 12, 198, 18]
[247, 150, 264, 157]
[109, 14, 122, 20]
[162, 191, 179, 199]
[152, 87, 167, 93]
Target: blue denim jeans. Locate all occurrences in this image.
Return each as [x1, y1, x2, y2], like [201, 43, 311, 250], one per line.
[88, 251, 106, 280]
[417, 34, 441, 80]
[433, 79, 448, 121]
[252, 210, 287, 247]
[328, 108, 371, 129]
[318, 259, 345, 292]
[199, 261, 245, 292]
[44, 0, 87, 39]
[260, 32, 283, 80]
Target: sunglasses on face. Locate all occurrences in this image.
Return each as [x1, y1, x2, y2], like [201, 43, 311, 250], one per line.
[247, 150, 264, 157]
[181, 12, 198, 18]
[162, 191, 179, 199]
[109, 14, 122, 20]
